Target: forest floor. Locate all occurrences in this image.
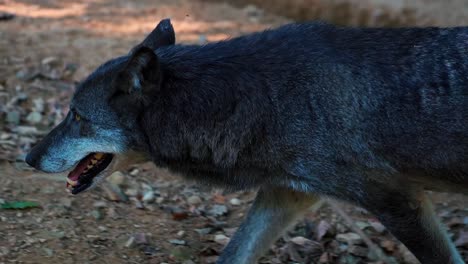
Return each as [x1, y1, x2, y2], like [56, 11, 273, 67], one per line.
[0, 0, 467, 263]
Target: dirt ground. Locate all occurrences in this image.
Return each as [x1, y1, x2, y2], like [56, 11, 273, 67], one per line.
[0, 0, 467, 263]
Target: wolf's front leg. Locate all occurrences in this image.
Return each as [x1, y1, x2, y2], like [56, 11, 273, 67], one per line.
[216, 187, 319, 264]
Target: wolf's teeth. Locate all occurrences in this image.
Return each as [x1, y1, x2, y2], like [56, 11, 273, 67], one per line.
[87, 164, 93, 169]
[94, 153, 104, 160]
[67, 178, 78, 187]
[91, 159, 98, 165]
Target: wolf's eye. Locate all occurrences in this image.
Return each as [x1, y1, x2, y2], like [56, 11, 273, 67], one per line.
[74, 113, 81, 121]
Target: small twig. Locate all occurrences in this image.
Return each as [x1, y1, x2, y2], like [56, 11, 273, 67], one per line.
[327, 200, 395, 264]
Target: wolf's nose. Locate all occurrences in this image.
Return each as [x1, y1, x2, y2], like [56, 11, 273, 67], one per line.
[25, 152, 39, 168]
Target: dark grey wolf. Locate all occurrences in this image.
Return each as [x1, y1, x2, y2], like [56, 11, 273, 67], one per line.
[26, 19, 467, 263]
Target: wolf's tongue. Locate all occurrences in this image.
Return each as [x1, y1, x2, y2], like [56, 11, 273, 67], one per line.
[67, 155, 92, 181]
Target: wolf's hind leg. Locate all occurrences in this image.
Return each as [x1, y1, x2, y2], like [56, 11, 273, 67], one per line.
[216, 187, 319, 264]
[361, 187, 464, 264]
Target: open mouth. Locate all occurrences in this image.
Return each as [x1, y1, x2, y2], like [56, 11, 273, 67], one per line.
[66, 153, 113, 194]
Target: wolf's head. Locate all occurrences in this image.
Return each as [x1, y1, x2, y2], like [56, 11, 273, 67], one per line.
[25, 19, 175, 194]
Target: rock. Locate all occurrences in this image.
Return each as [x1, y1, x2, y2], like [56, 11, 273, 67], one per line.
[316, 220, 332, 241]
[0, 246, 9, 257]
[26, 111, 42, 124]
[125, 188, 138, 197]
[90, 210, 103, 220]
[214, 234, 230, 245]
[169, 239, 186, 245]
[15, 126, 40, 135]
[106, 171, 125, 186]
[41, 57, 59, 66]
[187, 195, 202, 205]
[6, 111, 20, 125]
[348, 245, 368, 257]
[208, 205, 228, 217]
[142, 245, 158, 256]
[171, 207, 189, 220]
[355, 221, 370, 230]
[156, 197, 164, 204]
[32, 98, 45, 112]
[319, 252, 329, 263]
[229, 198, 241, 206]
[43, 248, 54, 257]
[103, 183, 128, 202]
[59, 198, 73, 208]
[93, 201, 107, 208]
[369, 220, 386, 233]
[129, 168, 139, 176]
[290, 236, 311, 246]
[125, 236, 135, 248]
[194, 228, 213, 235]
[142, 189, 155, 203]
[223, 227, 237, 236]
[134, 233, 148, 245]
[336, 233, 363, 245]
[380, 240, 396, 252]
[133, 198, 144, 209]
[16, 67, 40, 81]
[177, 230, 185, 237]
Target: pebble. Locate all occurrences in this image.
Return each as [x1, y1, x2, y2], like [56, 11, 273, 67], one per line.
[91, 210, 103, 220]
[125, 236, 135, 248]
[229, 198, 241, 206]
[134, 233, 148, 244]
[6, 111, 20, 125]
[380, 240, 396, 252]
[133, 198, 144, 209]
[129, 168, 139, 176]
[26, 111, 42, 124]
[290, 236, 312, 246]
[33, 97, 45, 112]
[41, 56, 59, 66]
[214, 234, 230, 245]
[208, 205, 228, 217]
[60, 198, 73, 208]
[106, 171, 125, 186]
[93, 201, 107, 208]
[369, 220, 386, 233]
[177, 230, 185, 237]
[187, 195, 202, 205]
[169, 239, 186, 245]
[142, 189, 155, 203]
[43, 248, 54, 257]
[15, 126, 39, 135]
[348, 245, 368, 257]
[336, 233, 363, 245]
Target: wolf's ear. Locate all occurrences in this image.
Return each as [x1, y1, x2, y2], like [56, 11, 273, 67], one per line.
[139, 18, 175, 50]
[116, 46, 161, 96]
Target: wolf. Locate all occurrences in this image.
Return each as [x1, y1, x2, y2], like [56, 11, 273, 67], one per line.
[26, 19, 467, 263]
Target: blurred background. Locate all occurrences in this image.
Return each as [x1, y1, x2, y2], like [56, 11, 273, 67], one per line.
[0, 0, 467, 263]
